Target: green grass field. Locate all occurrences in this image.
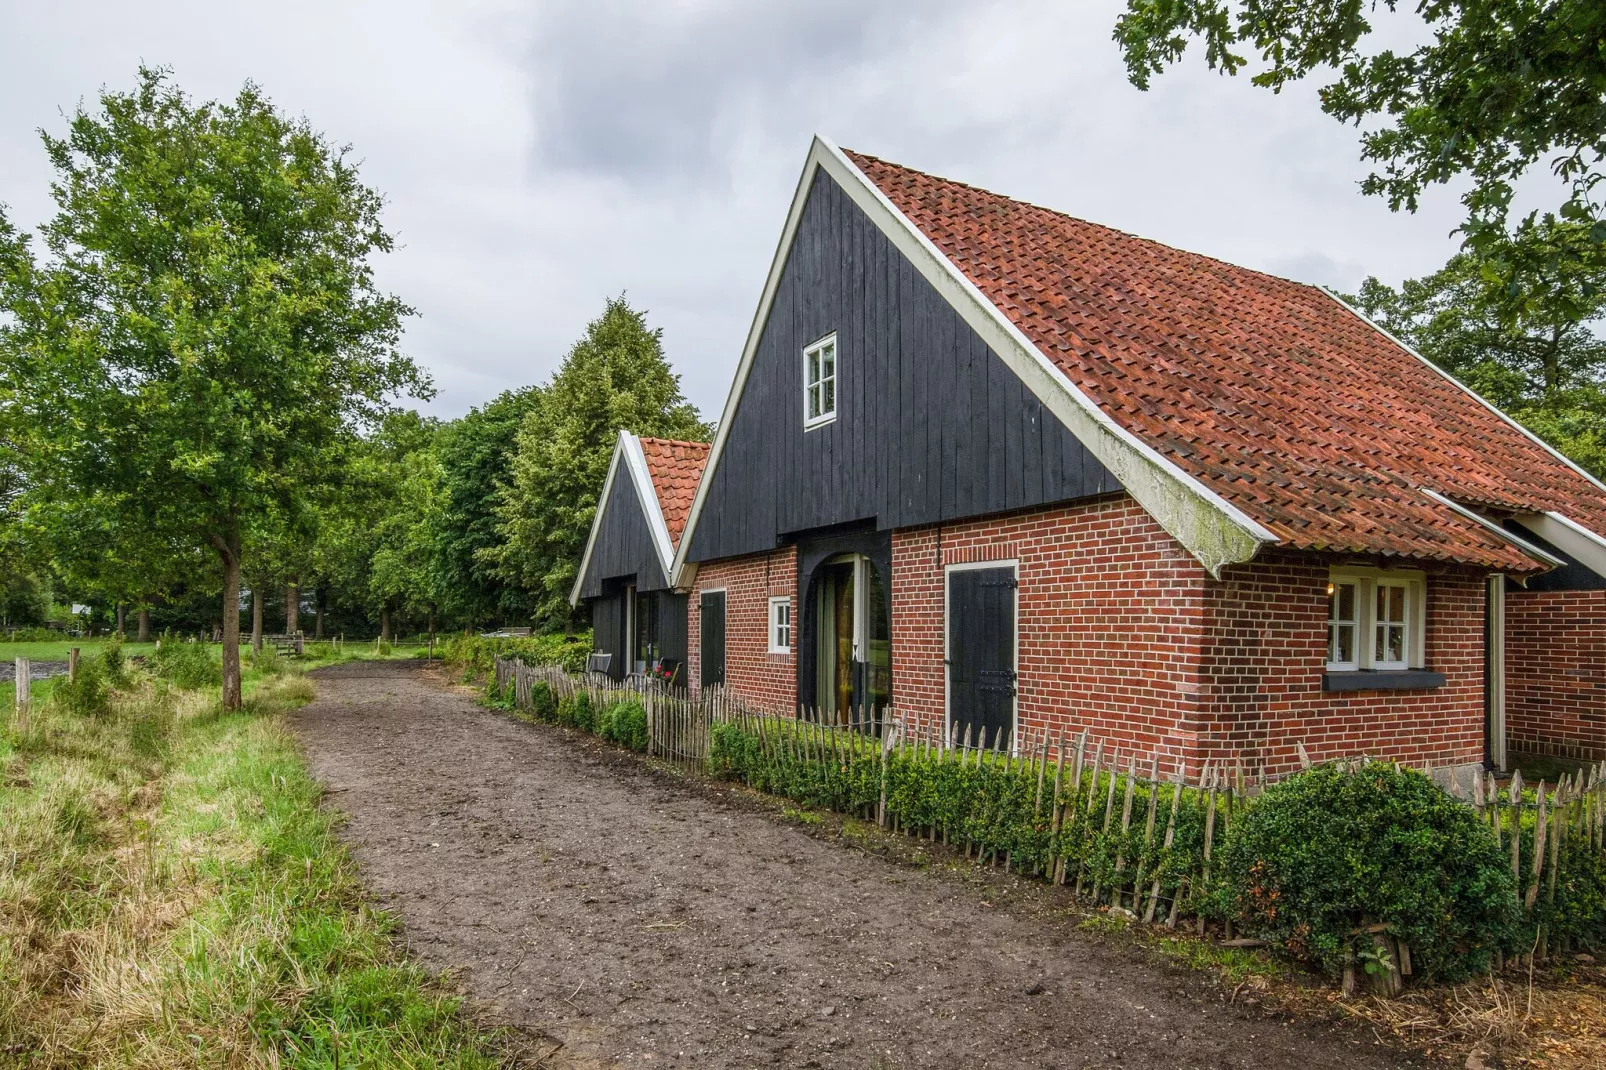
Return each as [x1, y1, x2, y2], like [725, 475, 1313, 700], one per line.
[0, 647, 508, 1067]
[0, 638, 160, 663]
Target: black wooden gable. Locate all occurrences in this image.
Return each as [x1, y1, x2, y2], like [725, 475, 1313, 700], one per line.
[574, 449, 672, 600]
[684, 169, 1118, 565]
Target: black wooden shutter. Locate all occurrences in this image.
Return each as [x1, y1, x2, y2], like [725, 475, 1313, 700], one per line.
[947, 567, 1016, 749]
[700, 590, 727, 689]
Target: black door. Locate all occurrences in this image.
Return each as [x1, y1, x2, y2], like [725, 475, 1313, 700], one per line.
[947, 566, 1016, 749]
[700, 590, 726, 689]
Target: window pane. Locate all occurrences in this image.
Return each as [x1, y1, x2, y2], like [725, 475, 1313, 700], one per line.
[808, 383, 820, 419]
[808, 350, 819, 386]
[1328, 622, 1354, 665]
[1336, 582, 1355, 621]
[822, 345, 834, 378]
[823, 377, 835, 413]
[1386, 625, 1404, 663]
[1376, 584, 1404, 624]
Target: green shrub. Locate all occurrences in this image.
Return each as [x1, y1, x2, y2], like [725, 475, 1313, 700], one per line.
[250, 646, 286, 676]
[4, 626, 61, 642]
[150, 641, 221, 690]
[376, 640, 393, 656]
[600, 701, 648, 752]
[529, 681, 557, 723]
[441, 632, 593, 677]
[51, 655, 111, 717]
[1217, 762, 1518, 981]
[101, 638, 130, 687]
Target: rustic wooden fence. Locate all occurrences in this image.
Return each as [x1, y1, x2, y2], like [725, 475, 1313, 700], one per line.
[486, 657, 1606, 988]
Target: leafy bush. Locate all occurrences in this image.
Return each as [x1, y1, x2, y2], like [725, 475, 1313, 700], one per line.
[441, 632, 593, 678]
[100, 638, 130, 687]
[250, 645, 286, 676]
[150, 641, 221, 690]
[1217, 762, 1518, 980]
[529, 681, 557, 723]
[556, 692, 595, 733]
[51, 655, 111, 717]
[4, 626, 62, 642]
[600, 701, 648, 752]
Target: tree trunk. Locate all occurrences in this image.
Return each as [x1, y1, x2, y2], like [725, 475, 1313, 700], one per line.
[215, 537, 243, 710]
[251, 584, 263, 654]
[136, 607, 151, 643]
[286, 581, 299, 636]
[115, 603, 125, 638]
[380, 607, 392, 642]
[428, 609, 436, 640]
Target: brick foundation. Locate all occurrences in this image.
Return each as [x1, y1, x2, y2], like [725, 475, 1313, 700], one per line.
[1507, 588, 1606, 761]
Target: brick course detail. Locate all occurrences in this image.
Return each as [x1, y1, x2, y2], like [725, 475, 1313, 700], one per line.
[1507, 588, 1606, 761]
[688, 547, 797, 710]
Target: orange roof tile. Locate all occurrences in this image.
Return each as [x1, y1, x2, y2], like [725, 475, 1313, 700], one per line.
[639, 437, 710, 548]
[845, 150, 1606, 571]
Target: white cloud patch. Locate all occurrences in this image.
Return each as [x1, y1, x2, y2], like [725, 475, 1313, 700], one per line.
[1, 0, 1474, 421]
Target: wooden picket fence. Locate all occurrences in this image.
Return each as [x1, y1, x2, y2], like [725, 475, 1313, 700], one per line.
[487, 657, 1606, 989]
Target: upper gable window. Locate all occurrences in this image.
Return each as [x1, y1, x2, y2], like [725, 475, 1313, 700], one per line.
[803, 333, 837, 429]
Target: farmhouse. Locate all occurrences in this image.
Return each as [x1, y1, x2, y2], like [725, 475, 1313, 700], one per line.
[572, 432, 709, 684]
[574, 137, 1606, 779]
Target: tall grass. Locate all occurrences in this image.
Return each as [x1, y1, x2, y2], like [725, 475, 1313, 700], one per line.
[0, 656, 509, 1067]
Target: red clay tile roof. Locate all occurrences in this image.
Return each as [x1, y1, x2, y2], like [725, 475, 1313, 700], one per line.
[845, 150, 1606, 571]
[639, 437, 711, 548]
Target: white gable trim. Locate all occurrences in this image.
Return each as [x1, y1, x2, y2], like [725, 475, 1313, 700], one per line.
[670, 136, 1279, 582]
[1418, 488, 1565, 570]
[569, 431, 677, 607]
[1522, 511, 1606, 578]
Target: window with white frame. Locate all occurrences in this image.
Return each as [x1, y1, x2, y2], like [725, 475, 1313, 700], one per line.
[803, 334, 837, 428]
[768, 596, 792, 654]
[1326, 567, 1426, 672]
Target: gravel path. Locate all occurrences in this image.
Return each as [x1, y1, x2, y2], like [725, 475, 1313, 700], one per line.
[292, 662, 1415, 1070]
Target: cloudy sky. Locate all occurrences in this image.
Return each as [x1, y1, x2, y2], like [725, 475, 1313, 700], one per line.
[0, 0, 1477, 420]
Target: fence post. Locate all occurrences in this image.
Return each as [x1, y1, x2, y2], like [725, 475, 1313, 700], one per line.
[13, 656, 29, 736]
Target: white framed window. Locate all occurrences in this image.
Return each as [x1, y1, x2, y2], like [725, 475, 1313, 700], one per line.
[768, 596, 792, 654]
[1326, 578, 1359, 670]
[803, 333, 837, 429]
[1326, 567, 1426, 672]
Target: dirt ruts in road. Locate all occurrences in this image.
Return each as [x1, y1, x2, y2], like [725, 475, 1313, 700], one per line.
[292, 662, 1413, 1069]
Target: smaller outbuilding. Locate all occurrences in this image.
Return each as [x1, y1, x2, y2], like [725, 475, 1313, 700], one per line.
[570, 432, 710, 683]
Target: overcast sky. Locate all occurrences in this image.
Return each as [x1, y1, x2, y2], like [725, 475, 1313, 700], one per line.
[1, 0, 1480, 421]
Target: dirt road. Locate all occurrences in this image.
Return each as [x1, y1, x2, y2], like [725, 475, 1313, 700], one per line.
[293, 662, 1414, 1069]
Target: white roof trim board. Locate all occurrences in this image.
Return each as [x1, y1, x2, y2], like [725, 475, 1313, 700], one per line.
[569, 430, 677, 607]
[1522, 511, 1606, 578]
[670, 135, 1281, 582]
[1418, 488, 1566, 570]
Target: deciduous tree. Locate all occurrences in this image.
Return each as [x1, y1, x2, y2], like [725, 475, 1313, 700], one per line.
[0, 68, 428, 706]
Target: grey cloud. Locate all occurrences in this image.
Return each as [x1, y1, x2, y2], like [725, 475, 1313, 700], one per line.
[524, 0, 963, 185]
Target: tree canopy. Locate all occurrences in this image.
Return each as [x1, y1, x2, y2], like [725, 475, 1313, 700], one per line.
[489, 296, 709, 628]
[0, 67, 428, 702]
[1113, 2, 1606, 269]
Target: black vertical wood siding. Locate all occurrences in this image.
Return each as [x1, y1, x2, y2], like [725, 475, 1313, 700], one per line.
[685, 169, 1117, 565]
[576, 461, 671, 599]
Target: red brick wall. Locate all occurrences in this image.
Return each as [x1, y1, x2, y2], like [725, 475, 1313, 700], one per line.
[687, 547, 797, 710]
[1201, 554, 1487, 777]
[891, 496, 1207, 771]
[690, 493, 1490, 778]
[1507, 588, 1606, 760]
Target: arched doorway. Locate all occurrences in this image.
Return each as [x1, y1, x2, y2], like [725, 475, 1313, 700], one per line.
[802, 552, 889, 723]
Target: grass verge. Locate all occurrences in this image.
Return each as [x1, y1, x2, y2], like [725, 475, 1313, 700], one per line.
[0, 659, 511, 1068]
